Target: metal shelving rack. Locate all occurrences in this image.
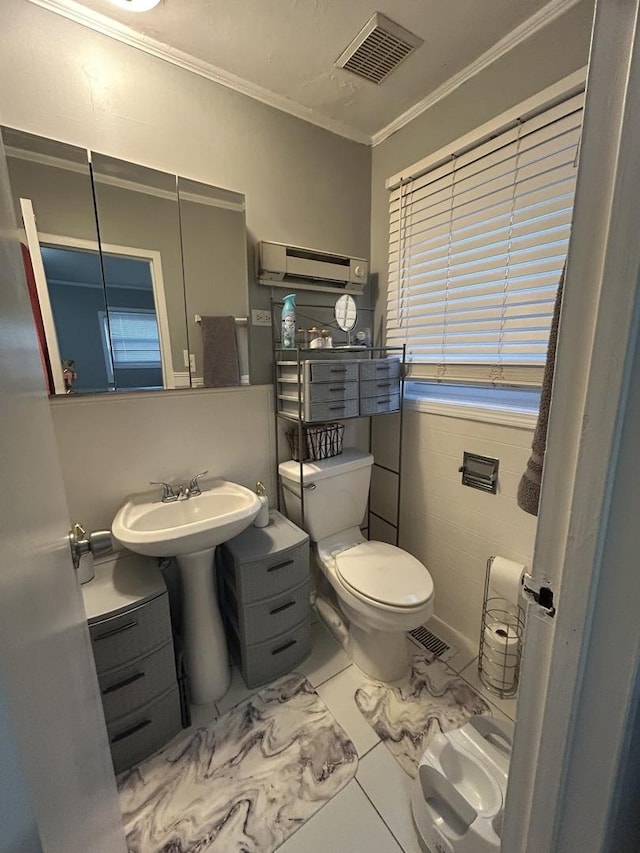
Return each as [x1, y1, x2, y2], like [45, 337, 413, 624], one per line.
[270, 298, 406, 546]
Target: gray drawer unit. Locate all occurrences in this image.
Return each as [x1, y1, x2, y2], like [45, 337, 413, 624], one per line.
[276, 359, 361, 422]
[228, 617, 312, 689]
[89, 593, 172, 674]
[360, 392, 401, 416]
[98, 641, 177, 723]
[108, 685, 182, 774]
[83, 552, 182, 775]
[220, 513, 309, 603]
[225, 577, 310, 645]
[359, 357, 402, 381]
[218, 511, 311, 688]
[360, 376, 401, 398]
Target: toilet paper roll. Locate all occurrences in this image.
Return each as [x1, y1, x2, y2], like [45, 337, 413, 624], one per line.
[482, 622, 521, 683]
[489, 556, 526, 606]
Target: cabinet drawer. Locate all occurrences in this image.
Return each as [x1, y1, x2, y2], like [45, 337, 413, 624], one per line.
[279, 395, 359, 422]
[108, 685, 182, 775]
[224, 542, 309, 604]
[280, 380, 359, 403]
[98, 642, 176, 724]
[359, 392, 401, 415]
[307, 397, 359, 422]
[360, 377, 401, 398]
[234, 618, 312, 689]
[308, 361, 359, 383]
[359, 358, 402, 381]
[238, 579, 310, 645]
[89, 593, 172, 674]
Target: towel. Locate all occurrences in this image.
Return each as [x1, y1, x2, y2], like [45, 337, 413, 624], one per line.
[201, 316, 240, 388]
[517, 266, 565, 516]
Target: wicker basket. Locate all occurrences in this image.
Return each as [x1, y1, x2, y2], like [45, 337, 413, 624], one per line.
[286, 422, 344, 462]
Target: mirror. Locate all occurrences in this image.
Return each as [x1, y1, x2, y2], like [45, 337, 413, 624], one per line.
[3, 128, 107, 394]
[178, 177, 249, 386]
[91, 153, 188, 391]
[334, 294, 357, 331]
[2, 126, 251, 394]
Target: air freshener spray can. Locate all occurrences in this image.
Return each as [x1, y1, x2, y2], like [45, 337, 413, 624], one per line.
[281, 293, 296, 349]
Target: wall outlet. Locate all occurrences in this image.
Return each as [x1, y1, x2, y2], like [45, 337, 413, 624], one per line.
[252, 309, 272, 327]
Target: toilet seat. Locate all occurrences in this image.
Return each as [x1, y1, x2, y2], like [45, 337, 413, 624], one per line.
[335, 541, 433, 608]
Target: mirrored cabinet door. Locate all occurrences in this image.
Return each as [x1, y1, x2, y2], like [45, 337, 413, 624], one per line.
[91, 153, 189, 392]
[3, 128, 107, 394]
[177, 177, 250, 386]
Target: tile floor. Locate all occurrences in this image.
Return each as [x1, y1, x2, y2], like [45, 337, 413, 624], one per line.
[175, 618, 516, 853]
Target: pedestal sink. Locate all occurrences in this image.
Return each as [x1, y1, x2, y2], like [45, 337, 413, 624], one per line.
[112, 480, 260, 704]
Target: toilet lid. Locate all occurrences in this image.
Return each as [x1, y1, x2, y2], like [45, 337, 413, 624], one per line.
[335, 541, 433, 608]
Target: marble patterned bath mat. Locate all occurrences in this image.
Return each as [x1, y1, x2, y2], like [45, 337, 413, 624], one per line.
[355, 651, 491, 778]
[119, 672, 358, 852]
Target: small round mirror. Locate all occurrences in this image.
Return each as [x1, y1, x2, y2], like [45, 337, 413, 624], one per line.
[334, 294, 357, 331]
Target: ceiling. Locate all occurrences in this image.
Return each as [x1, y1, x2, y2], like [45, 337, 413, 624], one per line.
[35, 0, 578, 144]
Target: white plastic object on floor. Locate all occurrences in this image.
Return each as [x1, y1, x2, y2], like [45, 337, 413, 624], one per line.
[411, 715, 515, 853]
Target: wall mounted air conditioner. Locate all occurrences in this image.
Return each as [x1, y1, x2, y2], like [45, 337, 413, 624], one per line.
[257, 241, 368, 295]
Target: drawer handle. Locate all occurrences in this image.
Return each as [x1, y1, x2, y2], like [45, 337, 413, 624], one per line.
[270, 600, 296, 615]
[376, 382, 392, 388]
[110, 718, 151, 744]
[329, 405, 346, 411]
[330, 368, 347, 373]
[267, 558, 294, 573]
[94, 620, 138, 642]
[376, 398, 391, 405]
[271, 639, 297, 656]
[329, 386, 346, 392]
[102, 671, 145, 696]
[376, 365, 391, 371]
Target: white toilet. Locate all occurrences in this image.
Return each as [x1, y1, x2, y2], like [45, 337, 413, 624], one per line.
[279, 448, 434, 682]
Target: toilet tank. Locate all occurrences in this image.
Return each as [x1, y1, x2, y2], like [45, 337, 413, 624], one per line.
[279, 448, 374, 542]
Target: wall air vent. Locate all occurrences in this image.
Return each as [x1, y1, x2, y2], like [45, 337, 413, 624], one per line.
[335, 12, 423, 84]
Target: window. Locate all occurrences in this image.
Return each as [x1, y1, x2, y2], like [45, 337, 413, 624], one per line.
[385, 88, 584, 389]
[100, 309, 161, 383]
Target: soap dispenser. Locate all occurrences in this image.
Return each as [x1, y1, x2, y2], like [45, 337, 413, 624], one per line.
[254, 481, 270, 528]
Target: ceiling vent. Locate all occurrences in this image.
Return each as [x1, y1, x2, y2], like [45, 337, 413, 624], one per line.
[335, 12, 423, 84]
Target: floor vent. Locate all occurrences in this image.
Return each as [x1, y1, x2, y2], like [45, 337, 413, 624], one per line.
[408, 626, 456, 661]
[335, 13, 423, 85]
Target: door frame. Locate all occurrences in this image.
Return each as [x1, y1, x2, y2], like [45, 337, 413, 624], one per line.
[503, 0, 640, 848]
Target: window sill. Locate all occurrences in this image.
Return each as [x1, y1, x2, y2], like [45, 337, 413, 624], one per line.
[403, 395, 538, 430]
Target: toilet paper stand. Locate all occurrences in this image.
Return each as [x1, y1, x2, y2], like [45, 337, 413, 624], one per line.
[478, 556, 525, 698]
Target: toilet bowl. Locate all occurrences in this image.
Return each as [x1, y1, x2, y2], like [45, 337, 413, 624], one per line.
[279, 448, 435, 682]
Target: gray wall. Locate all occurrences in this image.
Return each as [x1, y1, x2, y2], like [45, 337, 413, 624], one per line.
[369, 0, 595, 321]
[0, 0, 372, 386]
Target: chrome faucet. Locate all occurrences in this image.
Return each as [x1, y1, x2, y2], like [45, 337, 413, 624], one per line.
[183, 471, 208, 499]
[150, 471, 208, 503]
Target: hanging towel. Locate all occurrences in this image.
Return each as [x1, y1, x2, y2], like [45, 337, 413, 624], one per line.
[517, 266, 565, 516]
[201, 316, 240, 388]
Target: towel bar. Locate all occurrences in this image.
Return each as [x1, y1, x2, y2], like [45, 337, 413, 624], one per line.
[194, 315, 247, 326]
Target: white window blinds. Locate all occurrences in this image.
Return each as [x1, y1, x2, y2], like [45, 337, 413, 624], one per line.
[101, 309, 161, 376]
[385, 91, 584, 385]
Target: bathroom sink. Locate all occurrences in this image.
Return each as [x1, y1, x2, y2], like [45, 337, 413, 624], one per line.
[112, 479, 261, 557]
[112, 479, 261, 705]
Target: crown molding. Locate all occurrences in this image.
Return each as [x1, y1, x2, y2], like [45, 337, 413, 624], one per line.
[27, 0, 371, 146]
[28, 0, 583, 150]
[371, 0, 584, 147]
